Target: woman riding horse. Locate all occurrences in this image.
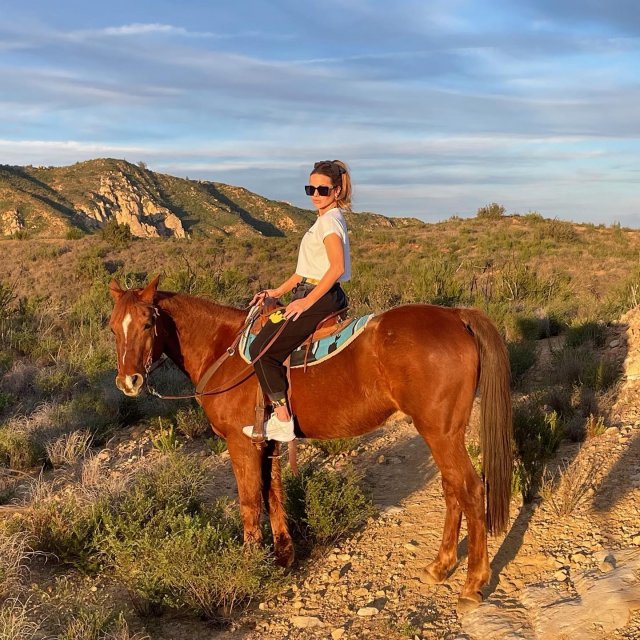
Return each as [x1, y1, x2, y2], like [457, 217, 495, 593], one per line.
[243, 160, 352, 442]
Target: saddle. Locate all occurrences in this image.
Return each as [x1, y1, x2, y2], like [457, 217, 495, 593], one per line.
[250, 296, 348, 341]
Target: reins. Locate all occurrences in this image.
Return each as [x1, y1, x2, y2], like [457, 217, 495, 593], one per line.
[144, 301, 291, 401]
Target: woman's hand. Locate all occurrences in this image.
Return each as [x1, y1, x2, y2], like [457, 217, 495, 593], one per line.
[284, 298, 311, 321]
[250, 289, 278, 306]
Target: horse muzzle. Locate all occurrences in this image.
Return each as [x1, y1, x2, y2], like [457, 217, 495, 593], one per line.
[115, 373, 145, 396]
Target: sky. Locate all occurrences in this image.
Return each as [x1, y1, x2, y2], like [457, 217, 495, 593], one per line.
[1, 0, 638, 226]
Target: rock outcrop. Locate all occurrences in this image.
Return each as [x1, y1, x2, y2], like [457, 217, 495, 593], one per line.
[0, 209, 24, 236]
[78, 174, 186, 239]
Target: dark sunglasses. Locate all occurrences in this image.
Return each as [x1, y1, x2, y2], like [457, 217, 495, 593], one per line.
[305, 185, 334, 196]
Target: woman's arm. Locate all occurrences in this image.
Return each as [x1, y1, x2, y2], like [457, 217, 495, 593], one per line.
[284, 234, 344, 320]
[250, 273, 301, 305]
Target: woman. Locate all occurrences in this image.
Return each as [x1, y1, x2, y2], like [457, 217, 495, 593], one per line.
[243, 160, 352, 442]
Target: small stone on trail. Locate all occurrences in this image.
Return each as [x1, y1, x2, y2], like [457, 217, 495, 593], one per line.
[291, 616, 323, 629]
[357, 606, 379, 616]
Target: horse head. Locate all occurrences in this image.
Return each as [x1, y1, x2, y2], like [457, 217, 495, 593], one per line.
[108, 275, 163, 396]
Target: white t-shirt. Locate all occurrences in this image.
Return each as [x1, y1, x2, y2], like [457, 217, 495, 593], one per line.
[295, 207, 351, 282]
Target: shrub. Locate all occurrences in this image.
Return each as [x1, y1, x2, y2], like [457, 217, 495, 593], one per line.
[540, 452, 605, 517]
[174, 406, 209, 439]
[107, 508, 275, 619]
[310, 438, 359, 456]
[0, 531, 31, 600]
[150, 419, 180, 452]
[476, 203, 506, 219]
[0, 429, 44, 470]
[205, 436, 228, 455]
[101, 220, 132, 247]
[512, 402, 564, 501]
[565, 321, 607, 348]
[507, 341, 536, 386]
[284, 463, 374, 543]
[65, 227, 85, 240]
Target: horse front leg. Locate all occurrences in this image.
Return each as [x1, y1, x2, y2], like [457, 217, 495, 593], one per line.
[262, 442, 295, 568]
[227, 433, 264, 547]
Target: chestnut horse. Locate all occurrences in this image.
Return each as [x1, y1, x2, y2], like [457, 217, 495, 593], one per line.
[108, 276, 512, 608]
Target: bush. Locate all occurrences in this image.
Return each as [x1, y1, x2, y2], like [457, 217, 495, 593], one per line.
[476, 203, 506, 219]
[101, 220, 132, 247]
[565, 321, 607, 348]
[310, 438, 359, 456]
[174, 406, 209, 439]
[0, 429, 45, 470]
[512, 401, 564, 501]
[507, 341, 536, 386]
[551, 345, 620, 391]
[540, 452, 605, 517]
[284, 463, 374, 543]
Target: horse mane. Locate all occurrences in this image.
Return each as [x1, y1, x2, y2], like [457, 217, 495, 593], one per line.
[155, 291, 246, 324]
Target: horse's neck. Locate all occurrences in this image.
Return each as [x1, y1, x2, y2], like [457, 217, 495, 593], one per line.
[158, 293, 245, 383]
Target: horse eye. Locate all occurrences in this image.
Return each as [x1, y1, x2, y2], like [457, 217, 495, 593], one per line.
[144, 322, 153, 331]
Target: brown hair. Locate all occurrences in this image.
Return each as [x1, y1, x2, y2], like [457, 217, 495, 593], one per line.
[311, 160, 352, 211]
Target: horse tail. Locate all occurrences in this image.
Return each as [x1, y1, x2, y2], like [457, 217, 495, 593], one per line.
[460, 308, 513, 535]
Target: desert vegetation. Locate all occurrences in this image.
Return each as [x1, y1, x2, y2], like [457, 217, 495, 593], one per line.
[0, 210, 639, 637]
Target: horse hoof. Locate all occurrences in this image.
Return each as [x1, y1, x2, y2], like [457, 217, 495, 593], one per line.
[457, 593, 482, 613]
[417, 565, 447, 585]
[274, 545, 295, 569]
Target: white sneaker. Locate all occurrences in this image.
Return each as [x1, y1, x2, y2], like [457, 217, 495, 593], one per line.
[242, 414, 296, 442]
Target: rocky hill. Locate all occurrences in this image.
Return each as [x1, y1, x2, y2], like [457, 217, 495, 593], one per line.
[0, 159, 422, 239]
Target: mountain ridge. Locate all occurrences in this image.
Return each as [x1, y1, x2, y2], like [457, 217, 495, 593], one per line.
[0, 158, 423, 239]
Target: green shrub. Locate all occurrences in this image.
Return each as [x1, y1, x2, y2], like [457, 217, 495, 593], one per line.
[65, 227, 85, 240]
[0, 429, 45, 470]
[507, 341, 536, 386]
[284, 463, 374, 543]
[101, 220, 132, 247]
[551, 345, 620, 391]
[205, 436, 228, 455]
[565, 321, 607, 348]
[174, 406, 209, 439]
[310, 438, 359, 456]
[0, 392, 15, 413]
[512, 402, 564, 501]
[150, 419, 180, 452]
[107, 508, 275, 618]
[476, 203, 506, 219]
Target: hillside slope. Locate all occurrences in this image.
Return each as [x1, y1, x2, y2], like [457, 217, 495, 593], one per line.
[0, 159, 422, 239]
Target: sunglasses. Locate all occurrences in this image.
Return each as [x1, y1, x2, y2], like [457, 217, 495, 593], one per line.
[305, 185, 335, 197]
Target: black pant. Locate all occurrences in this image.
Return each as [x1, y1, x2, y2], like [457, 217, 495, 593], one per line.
[250, 283, 347, 403]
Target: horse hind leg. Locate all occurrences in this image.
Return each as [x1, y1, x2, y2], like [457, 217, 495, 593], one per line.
[261, 442, 295, 568]
[419, 477, 462, 584]
[415, 426, 490, 608]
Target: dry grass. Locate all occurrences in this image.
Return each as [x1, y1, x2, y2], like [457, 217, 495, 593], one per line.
[45, 429, 93, 467]
[541, 450, 606, 517]
[0, 531, 32, 601]
[0, 598, 42, 640]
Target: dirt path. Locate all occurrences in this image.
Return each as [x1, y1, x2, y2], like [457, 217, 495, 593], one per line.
[131, 403, 639, 640]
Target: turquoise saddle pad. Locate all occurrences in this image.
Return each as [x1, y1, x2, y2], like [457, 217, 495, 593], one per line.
[239, 314, 373, 369]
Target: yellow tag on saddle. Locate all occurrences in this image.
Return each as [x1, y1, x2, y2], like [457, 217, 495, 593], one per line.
[269, 310, 286, 324]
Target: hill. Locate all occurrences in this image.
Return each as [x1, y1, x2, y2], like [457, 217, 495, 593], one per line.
[0, 158, 422, 239]
[1, 208, 640, 638]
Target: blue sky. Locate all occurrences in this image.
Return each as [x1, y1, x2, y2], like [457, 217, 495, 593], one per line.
[1, 0, 638, 226]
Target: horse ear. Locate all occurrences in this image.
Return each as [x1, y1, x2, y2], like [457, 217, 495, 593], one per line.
[109, 279, 125, 301]
[140, 275, 161, 303]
